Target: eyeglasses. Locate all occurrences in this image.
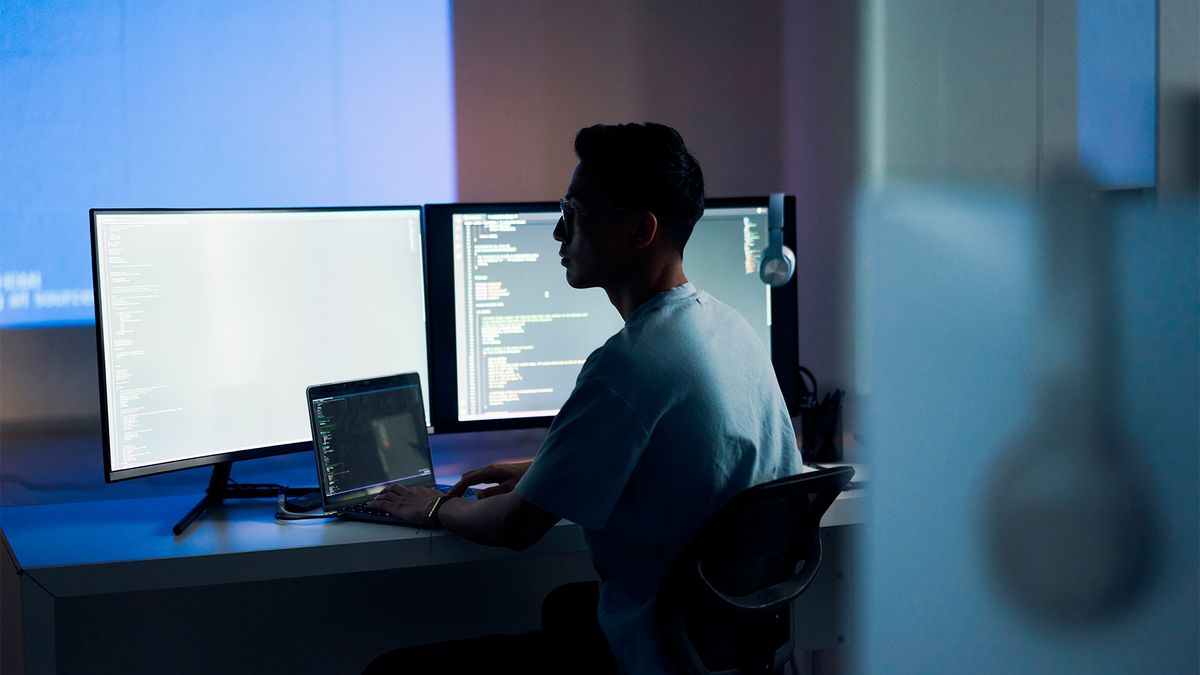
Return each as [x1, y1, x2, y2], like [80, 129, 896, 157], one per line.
[558, 198, 577, 239]
[558, 198, 637, 240]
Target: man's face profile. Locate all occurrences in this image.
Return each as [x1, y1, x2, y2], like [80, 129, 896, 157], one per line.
[554, 162, 636, 290]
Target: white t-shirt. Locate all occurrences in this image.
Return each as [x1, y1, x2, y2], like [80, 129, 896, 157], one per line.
[517, 282, 802, 673]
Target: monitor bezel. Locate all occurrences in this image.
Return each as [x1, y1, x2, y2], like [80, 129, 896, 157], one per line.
[424, 195, 799, 434]
[90, 205, 430, 483]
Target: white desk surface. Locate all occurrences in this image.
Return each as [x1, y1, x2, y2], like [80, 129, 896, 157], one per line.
[0, 488, 863, 598]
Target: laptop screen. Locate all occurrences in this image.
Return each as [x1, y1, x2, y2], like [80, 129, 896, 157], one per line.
[307, 373, 436, 507]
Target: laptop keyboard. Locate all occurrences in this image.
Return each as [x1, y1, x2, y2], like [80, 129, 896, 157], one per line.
[341, 503, 399, 517]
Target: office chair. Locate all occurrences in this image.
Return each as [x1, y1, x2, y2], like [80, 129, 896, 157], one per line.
[658, 466, 855, 675]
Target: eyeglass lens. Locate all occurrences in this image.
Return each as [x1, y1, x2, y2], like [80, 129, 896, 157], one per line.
[559, 198, 573, 238]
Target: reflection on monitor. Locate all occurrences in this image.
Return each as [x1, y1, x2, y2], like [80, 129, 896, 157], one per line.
[91, 207, 429, 481]
[426, 197, 796, 432]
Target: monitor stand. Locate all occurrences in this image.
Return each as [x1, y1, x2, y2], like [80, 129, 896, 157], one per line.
[172, 462, 318, 535]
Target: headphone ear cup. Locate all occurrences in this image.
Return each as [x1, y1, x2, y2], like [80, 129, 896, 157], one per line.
[760, 244, 796, 287]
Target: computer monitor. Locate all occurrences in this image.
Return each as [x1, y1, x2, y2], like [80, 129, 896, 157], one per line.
[91, 206, 431, 483]
[425, 196, 798, 432]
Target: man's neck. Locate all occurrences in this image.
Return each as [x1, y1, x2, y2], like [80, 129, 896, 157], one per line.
[605, 261, 688, 321]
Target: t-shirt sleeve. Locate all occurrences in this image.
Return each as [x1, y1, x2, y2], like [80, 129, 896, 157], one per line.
[516, 377, 650, 529]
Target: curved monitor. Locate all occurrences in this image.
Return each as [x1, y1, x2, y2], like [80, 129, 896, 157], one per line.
[425, 196, 798, 433]
[91, 206, 430, 481]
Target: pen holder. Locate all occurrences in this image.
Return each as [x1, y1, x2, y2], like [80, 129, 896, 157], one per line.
[799, 397, 843, 463]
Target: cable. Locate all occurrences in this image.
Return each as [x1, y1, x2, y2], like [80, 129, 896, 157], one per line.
[274, 490, 339, 521]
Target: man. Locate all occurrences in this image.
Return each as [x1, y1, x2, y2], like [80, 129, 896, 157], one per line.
[367, 123, 802, 673]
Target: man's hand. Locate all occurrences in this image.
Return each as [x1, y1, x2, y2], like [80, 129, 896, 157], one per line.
[448, 460, 533, 499]
[367, 485, 445, 525]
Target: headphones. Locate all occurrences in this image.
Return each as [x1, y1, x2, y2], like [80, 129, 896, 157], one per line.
[759, 192, 795, 287]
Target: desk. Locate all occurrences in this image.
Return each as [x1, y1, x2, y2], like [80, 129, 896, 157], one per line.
[1, 489, 863, 674]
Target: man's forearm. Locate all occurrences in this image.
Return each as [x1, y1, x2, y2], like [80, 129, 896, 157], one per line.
[436, 490, 558, 550]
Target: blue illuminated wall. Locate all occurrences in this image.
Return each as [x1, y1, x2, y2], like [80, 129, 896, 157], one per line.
[0, 0, 456, 328]
[1078, 0, 1157, 186]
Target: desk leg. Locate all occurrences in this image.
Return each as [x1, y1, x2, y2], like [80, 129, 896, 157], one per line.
[20, 574, 55, 675]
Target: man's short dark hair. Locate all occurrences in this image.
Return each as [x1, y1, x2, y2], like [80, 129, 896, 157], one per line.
[574, 123, 705, 252]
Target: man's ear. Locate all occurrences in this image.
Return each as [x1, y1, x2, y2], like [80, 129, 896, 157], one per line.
[631, 211, 658, 250]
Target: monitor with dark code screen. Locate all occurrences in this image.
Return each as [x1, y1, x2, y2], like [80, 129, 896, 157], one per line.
[425, 197, 798, 432]
[91, 207, 430, 481]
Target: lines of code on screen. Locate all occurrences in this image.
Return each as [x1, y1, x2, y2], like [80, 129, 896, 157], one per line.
[93, 209, 429, 474]
[313, 385, 432, 498]
[452, 211, 622, 421]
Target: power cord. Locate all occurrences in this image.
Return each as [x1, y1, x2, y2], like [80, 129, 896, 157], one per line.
[274, 490, 339, 521]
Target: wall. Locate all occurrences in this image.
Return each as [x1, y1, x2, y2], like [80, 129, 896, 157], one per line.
[0, 328, 98, 426]
[452, 0, 785, 201]
[1158, 0, 1200, 197]
[781, 0, 862, 399]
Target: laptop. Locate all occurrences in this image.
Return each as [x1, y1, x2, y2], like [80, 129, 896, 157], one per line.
[306, 372, 472, 526]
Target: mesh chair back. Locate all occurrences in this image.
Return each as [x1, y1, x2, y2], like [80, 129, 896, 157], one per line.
[658, 466, 854, 675]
